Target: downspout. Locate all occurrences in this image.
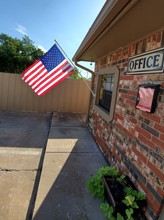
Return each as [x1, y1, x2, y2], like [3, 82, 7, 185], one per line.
[74, 60, 96, 127]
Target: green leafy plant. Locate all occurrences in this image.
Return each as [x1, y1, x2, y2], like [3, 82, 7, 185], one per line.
[100, 203, 115, 220]
[124, 187, 146, 201]
[86, 175, 105, 200]
[87, 166, 146, 220]
[122, 195, 139, 209]
[116, 175, 127, 185]
[97, 166, 119, 177]
[117, 213, 124, 220]
[86, 166, 119, 200]
[122, 187, 146, 220]
[125, 208, 134, 220]
[100, 203, 125, 220]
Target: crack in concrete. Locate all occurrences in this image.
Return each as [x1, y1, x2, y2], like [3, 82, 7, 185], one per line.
[0, 168, 39, 172]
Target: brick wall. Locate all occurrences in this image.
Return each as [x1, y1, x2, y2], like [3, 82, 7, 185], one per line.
[89, 29, 164, 220]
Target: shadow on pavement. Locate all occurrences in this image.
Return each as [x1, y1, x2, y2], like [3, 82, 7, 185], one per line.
[0, 111, 52, 220]
[0, 111, 52, 148]
[32, 112, 107, 220]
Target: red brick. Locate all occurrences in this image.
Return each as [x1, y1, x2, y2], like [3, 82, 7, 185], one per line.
[129, 127, 135, 137]
[92, 30, 164, 220]
[120, 76, 125, 80]
[120, 93, 129, 99]
[103, 122, 109, 131]
[107, 154, 112, 162]
[160, 133, 164, 142]
[139, 180, 147, 193]
[122, 75, 135, 81]
[112, 148, 121, 163]
[137, 158, 144, 167]
[134, 75, 147, 81]
[147, 36, 151, 43]
[122, 165, 129, 175]
[142, 112, 161, 123]
[115, 112, 124, 121]
[132, 147, 147, 163]
[154, 123, 164, 133]
[147, 198, 161, 215]
[120, 102, 128, 109]
[157, 186, 164, 198]
[152, 136, 164, 150]
[154, 198, 163, 211]
[96, 135, 107, 152]
[136, 125, 151, 139]
[93, 112, 99, 121]
[147, 161, 164, 181]
[141, 123, 159, 137]
[115, 122, 128, 135]
[96, 124, 102, 131]
[117, 122, 134, 139]
[146, 190, 155, 203]
[157, 32, 162, 42]
[148, 74, 160, 81]
[138, 133, 155, 150]
[127, 90, 137, 96]
[126, 99, 136, 107]
[130, 116, 137, 124]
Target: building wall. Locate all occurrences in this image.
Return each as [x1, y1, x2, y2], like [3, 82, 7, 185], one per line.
[88, 29, 164, 220]
[0, 73, 91, 114]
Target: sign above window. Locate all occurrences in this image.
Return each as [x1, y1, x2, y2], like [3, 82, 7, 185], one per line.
[127, 47, 164, 74]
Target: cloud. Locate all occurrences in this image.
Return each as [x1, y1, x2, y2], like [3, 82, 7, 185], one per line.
[37, 44, 47, 52]
[15, 24, 28, 36]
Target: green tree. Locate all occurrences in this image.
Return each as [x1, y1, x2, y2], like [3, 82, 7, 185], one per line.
[71, 67, 88, 80]
[71, 67, 81, 79]
[0, 33, 44, 73]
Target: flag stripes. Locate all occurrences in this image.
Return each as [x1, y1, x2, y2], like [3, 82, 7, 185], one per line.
[32, 60, 68, 90]
[22, 60, 42, 80]
[22, 44, 74, 96]
[22, 59, 73, 96]
[35, 62, 70, 92]
[38, 66, 73, 96]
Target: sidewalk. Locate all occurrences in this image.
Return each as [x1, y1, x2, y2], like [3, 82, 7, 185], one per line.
[0, 111, 52, 220]
[32, 112, 107, 220]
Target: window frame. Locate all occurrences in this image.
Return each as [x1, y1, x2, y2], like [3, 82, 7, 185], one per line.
[94, 65, 119, 122]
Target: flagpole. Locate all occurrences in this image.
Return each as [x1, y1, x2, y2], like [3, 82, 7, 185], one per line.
[54, 40, 76, 68]
[54, 40, 95, 97]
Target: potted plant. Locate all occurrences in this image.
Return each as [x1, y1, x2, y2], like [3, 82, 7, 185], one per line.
[86, 166, 147, 220]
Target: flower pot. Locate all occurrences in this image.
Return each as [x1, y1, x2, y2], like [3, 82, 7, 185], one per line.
[103, 175, 147, 219]
[103, 176, 126, 216]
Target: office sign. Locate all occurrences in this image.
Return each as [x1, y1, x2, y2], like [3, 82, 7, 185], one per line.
[127, 48, 164, 74]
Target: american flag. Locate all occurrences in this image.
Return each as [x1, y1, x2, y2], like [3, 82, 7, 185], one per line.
[22, 44, 74, 96]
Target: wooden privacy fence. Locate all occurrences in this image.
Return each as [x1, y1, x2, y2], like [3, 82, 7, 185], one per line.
[0, 72, 91, 114]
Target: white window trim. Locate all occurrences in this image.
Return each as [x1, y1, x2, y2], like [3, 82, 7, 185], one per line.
[94, 65, 119, 122]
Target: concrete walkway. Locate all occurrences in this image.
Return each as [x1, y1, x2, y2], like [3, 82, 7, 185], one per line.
[32, 112, 107, 220]
[0, 112, 52, 220]
[0, 111, 107, 220]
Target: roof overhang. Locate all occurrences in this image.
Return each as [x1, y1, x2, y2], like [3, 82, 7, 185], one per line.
[73, 0, 164, 62]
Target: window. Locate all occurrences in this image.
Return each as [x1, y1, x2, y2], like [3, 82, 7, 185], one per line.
[94, 66, 119, 121]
